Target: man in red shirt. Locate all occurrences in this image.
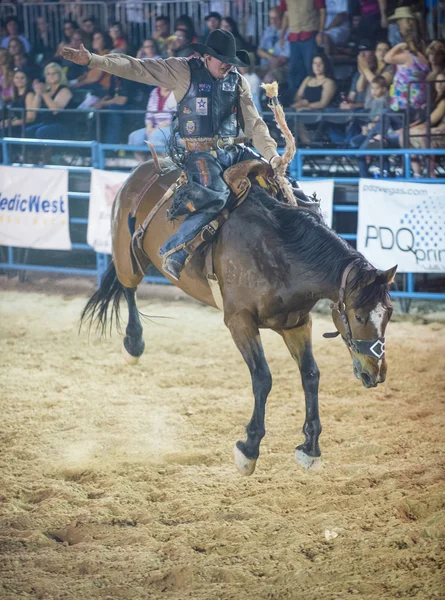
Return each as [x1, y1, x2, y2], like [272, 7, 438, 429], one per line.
[280, 0, 326, 98]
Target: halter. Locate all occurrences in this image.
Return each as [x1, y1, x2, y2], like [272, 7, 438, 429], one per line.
[323, 262, 386, 359]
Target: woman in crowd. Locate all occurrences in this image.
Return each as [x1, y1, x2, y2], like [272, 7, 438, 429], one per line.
[291, 54, 336, 145]
[0, 48, 14, 103]
[108, 22, 129, 53]
[174, 15, 198, 44]
[384, 32, 429, 113]
[25, 62, 76, 140]
[1, 69, 38, 137]
[55, 20, 79, 59]
[71, 31, 113, 94]
[426, 41, 445, 82]
[136, 39, 161, 59]
[357, 40, 395, 96]
[404, 73, 445, 176]
[221, 17, 255, 53]
[128, 86, 177, 161]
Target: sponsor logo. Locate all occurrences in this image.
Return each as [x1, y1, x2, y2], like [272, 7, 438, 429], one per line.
[222, 82, 236, 92]
[185, 120, 196, 134]
[196, 97, 208, 115]
[182, 106, 192, 115]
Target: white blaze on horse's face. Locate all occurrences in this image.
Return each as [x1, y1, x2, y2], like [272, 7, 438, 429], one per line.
[369, 302, 386, 378]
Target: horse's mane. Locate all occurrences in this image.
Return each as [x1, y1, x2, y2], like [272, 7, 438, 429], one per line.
[246, 186, 390, 309]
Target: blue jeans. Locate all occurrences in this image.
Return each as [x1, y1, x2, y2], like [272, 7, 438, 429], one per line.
[159, 145, 260, 262]
[25, 122, 75, 139]
[288, 35, 317, 96]
[102, 104, 136, 144]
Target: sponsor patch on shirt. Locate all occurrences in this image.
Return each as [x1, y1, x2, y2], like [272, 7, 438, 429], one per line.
[196, 97, 208, 115]
[222, 82, 236, 92]
[198, 83, 212, 92]
[185, 120, 196, 134]
[182, 106, 192, 114]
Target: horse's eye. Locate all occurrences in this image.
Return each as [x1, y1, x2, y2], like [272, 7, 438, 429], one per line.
[355, 315, 364, 324]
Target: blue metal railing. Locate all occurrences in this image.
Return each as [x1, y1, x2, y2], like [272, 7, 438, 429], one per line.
[1, 138, 444, 306]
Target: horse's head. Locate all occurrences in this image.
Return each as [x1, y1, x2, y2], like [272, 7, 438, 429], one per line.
[327, 263, 397, 388]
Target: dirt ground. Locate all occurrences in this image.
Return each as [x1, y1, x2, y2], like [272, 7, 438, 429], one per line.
[0, 279, 444, 600]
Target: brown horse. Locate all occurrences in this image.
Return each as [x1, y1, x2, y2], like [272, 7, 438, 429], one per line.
[81, 158, 397, 475]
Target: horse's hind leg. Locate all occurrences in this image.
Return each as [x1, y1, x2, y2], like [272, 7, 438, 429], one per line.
[227, 309, 272, 476]
[122, 287, 145, 365]
[279, 315, 322, 471]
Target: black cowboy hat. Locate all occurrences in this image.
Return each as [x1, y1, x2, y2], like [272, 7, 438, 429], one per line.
[186, 29, 250, 67]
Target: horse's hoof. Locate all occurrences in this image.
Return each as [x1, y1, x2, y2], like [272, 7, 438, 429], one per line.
[121, 340, 139, 365]
[234, 445, 257, 476]
[295, 448, 322, 471]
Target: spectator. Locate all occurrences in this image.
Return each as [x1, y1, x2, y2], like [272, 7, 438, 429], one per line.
[167, 29, 192, 58]
[152, 16, 171, 57]
[34, 17, 55, 64]
[341, 42, 377, 110]
[0, 48, 14, 103]
[426, 41, 445, 82]
[349, 75, 390, 176]
[319, 0, 350, 55]
[291, 53, 336, 144]
[92, 53, 134, 144]
[26, 62, 77, 140]
[80, 17, 96, 50]
[128, 86, 177, 160]
[280, 0, 327, 97]
[175, 15, 199, 44]
[70, 31, 112, 93]
[384, 32, 429, 112]
[356, 0, 388, 44]
[1, 69, 38, 137]
[7, 37, 26, 59]
[1, 17, 31, 54]
[55, 20, 80, 59]
[404, 73, 445, 176]
[9, 39, 41, 80]
[239, 53, 263, 112]
[108, 22, 129, 54]
[201, 12, 222, 40]
[61, 30, 89, 84]
[357, 41, 395, 103]
[136, 39, 161, 60]
[221, 17, 255, 53]
[257, 7, 290, 84]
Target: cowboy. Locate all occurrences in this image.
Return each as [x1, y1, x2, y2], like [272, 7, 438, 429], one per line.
[62, 30, 288, 280]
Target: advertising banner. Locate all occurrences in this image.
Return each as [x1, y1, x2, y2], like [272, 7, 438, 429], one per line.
[88, 169, 129, 254]
[357, 179, 445, 273]
[301, 179, 334, 228]
[0, 166, 71, 250]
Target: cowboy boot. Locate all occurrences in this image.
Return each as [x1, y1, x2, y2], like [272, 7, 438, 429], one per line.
[162, 249, 188, 281]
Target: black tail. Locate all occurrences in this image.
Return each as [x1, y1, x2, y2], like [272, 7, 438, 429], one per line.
[80, 261, 125, 337]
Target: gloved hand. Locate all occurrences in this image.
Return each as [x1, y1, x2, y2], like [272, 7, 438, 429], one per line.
[270, 155, 286, 174]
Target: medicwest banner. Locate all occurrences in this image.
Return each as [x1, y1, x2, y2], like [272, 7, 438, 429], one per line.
[88, 169, 129, 254]
[357, 179, 445, 273]
[0, 166, 71, 250]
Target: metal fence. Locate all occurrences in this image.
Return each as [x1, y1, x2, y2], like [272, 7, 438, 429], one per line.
[1, 137, 444, 310]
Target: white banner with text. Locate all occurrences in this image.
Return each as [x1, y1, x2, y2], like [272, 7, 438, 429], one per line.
[0, 166, 71, 250]
[88, 169, 129, 254]
[357, 179, 445, 273]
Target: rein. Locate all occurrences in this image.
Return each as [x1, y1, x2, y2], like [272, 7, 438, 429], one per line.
[323, 261, 386, 360]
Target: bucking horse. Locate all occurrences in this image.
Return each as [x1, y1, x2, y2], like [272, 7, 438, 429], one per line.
[81, 94, 396, 476]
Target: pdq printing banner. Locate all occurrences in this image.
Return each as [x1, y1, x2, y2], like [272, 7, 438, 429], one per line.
[301, 179, 334, 228]
[0, 166, 71, 250]
[357, 179, 445, 273]
[88, 169, 129, 254]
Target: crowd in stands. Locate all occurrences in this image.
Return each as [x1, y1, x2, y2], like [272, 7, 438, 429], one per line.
[0, 1, 444, 177]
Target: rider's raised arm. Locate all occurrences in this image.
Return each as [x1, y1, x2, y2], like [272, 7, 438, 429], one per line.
[238, 74, 278, 163]
[88, 54, 191, 98]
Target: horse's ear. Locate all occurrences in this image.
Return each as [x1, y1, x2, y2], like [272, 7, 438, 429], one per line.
[376, 265, 398, 285]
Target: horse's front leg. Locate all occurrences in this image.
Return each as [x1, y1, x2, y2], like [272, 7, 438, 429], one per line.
[226, 309, 272, 476]
[280, 314, 322, 470]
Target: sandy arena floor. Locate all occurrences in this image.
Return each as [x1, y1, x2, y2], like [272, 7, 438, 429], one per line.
[0, 283, 444, 600]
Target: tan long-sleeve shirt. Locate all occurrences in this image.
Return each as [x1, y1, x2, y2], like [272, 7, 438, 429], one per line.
[89, 53, 279, 161]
